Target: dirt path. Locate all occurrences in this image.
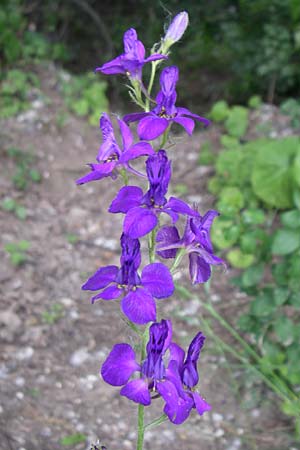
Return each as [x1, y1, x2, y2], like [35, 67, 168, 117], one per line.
[0, 65, 291, 450]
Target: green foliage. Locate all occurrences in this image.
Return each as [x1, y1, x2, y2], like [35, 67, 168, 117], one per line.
[4, 240, 30, 266]
[0, 70, 40, 119]
[198, 141, 215, 165]
[209, 101, 230, 122]
[60, 433, 87, 446]
[5, 147, 42, 190]
[224, 106, 249, 138]
[280, 98, 300, 128]
[2, 198, 27, 220]
[41, 303, 64, 325]
[248, 95, 262, 109]
[60, 72, 109, 125]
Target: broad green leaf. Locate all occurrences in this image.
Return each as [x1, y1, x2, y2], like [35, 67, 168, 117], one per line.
[251, 137, 300, 208]
[280, 209, 300, 228]
[248, 95, 262, 109]
[227, 248, 255, 268]
[273, 287, 289, 306]
[274, 317, 295, 346]
[272, 229, 300, 255]
[2, 198, 16, 211]
[220, 134, 240, 149]
[217, 187, 244, 214]
[15, 206, 27, 220]
[240, 233, 258, 254]
[250, 292, 276, 316]
[60, 433, 87, 446]
[209, 100, 230, 122]
[241, 264, 264, 287]
[241, 209, 265, 225]
[293, 150, 300, 187]
[225, 106, 249, 138]
[211, 220, 240, 250]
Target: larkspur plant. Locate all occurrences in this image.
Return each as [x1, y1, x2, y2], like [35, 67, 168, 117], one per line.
[77, 11, 221, 450]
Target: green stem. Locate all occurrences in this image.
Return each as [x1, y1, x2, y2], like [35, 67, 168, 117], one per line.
[160, 126, 170, 149]
[120, 168, 129, 186]
[136, 403, 145, 450]
[148, 226, 158, 263]
[170, 248, 186, 274]
[146, 61, 159, 111]
[203, 302, 299, 403]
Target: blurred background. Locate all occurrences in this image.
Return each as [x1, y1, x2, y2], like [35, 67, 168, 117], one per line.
[1, 1, 300, 450]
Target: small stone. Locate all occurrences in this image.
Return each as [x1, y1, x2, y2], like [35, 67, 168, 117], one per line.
[16, 347, 34, 360]
[212, 413, 223, 423]
[60, 297, 74, 307]
[215, 429, 225, 437]
[70, 348, 90, 367]
[15, 377, 25, 387]
[16, 392, 24, 400]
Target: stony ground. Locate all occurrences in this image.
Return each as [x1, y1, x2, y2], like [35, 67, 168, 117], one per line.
[0, 64, 296, 450]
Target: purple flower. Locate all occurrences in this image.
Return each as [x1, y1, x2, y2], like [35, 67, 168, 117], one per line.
[95, 28, 167, 80]
[109, 150, 198, 238]
[101, 319, 211, 424]
[156, 209, 224, 283]
[76, 113, 154, 185]
[82, 234, 174, 324]
[123, 66, 210, 140]
[164, 11, 189, 45]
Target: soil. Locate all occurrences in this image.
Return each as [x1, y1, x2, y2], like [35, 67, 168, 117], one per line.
[0, 64, 296, 450]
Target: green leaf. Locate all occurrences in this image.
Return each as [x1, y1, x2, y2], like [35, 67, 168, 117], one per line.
[2, 198, 16, 211]
[10, 252, 26, 266]
[280, 209, 300, 228]
[250, 291, 276, 317]
[220, 134, 240, 149]
[227, 248, 255, 269]
[209, 100, 230, 122]
[248, 95, 262, 109]
[240, 233, 258, 254]
[211, 220, 240, 250]
[251, 137, 300, 208]
[15, 205, 27, 220]
[273, 287, 289, 306]
[60, 433, 87, 446]
[293, 150, 300, 187]
[274, 317, 295, 346]
[241, 209, 265, 225]
[217, 187, 244, 214]
[293, 188, 300, 209]
[29, 169, 41, 183]
[224, 106, 249, 138]
[289, 292, 300, 309]
[241, 264, 264, 287]
[272, 229, 300, 255]
[18, 240, 30, 251]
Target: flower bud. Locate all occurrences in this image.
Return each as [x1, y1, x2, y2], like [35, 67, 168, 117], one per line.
[164, 11, 189, 44]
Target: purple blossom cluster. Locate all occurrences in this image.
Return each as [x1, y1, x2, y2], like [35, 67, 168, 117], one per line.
[77, 11, 223, 442]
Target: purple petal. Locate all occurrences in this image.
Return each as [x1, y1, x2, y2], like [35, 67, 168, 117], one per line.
[162, 208, 179, 223]
[124, 207, 157, 238]
[189, 254, 211, 284]
[141, 263, 174, 299]
[109, 186, 143, 213]
[165, 197, 198, 217]
[192, 392, 211, 415]
[156, 225, 180, 258]
[160, 66, 179, 97]
[137, 116, 169, 140]
[119, 142, 154, 163]
[170, 394, 194, 424]
[176, 107, 210, 126]
[123, 112, 149, 124]
[121, 288, 156, 324]
[120, 379, 151, 406]
[193, 248, 224, 266]
[157, 380, 180, 421]
[202, 210, 220, 230]
[118, 118, 133, 150]
[82, 265, 118, 291]
[96, 56, 126, 75]
[144, 54, 168, 63]
[168, 343, 185, 369]
[91, 285, 122, 302]
[76, 162, 117, 185]
[172, 117, 195, 135]
[101, 343, 140, 386]
[123, 28, 138, 54]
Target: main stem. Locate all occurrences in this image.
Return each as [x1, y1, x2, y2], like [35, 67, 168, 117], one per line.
[136, 404, 145, 450]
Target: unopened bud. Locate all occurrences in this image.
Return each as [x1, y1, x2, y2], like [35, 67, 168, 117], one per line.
[164, 11, 189, 44]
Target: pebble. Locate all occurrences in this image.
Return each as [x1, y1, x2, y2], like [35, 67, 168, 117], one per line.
[15, 377, 25, 387]
[16, 392, 24, 400]
[227, 438, 241, 450]
[0, 309, 22, 331]
[60, 297, 74, 307]
[69, 348, 90, 367]
[16, 347, 34, 360]
[212, 412, 223, 423]
[215, 428, 225, 437]
[123, 440, 132, 449]
[93, 237, 118, 250]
